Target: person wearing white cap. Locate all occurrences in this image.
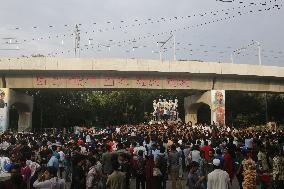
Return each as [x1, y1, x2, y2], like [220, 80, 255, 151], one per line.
[207, 159, 231, 189]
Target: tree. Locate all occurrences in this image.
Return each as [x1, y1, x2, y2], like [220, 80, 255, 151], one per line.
[22, 89, 284, 129]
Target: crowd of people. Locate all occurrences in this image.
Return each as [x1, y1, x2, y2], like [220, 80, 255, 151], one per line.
[152, 98, 179, 121]
[0, 122, 283, 189]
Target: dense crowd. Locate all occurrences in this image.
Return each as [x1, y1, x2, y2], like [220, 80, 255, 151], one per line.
[0, 122, 283, 189]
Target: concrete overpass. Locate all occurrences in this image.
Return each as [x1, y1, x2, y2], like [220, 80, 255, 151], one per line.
[0, 57, 284, 131]
[0, 57, 284, 91]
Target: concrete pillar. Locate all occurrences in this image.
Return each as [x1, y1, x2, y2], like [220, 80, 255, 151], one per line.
[18, 112, 32, 132]
[184, 90, 226, 126]
[184, 91, 211, 124]
[211, 90, 225, 126]
[0, 89, 34, 132]
[0, 88, 9, 133]
[185, 103, 199, 124]
[10, 90, 33, 132]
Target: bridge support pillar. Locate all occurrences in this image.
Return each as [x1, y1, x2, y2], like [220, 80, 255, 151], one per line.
[0, 88, 33, 133]
[184, 90, 225, 126]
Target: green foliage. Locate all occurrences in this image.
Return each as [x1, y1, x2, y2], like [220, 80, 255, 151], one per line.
[23, 90, 284, 129]
[28, 90, 191, 128]
[225, 91, 282, 127]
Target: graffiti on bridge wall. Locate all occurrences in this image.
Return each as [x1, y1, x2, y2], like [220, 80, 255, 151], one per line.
[167, 78, 190, 88]
[33, 76, 191, 89]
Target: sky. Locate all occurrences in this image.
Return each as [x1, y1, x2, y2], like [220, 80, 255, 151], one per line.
[0, 0, 283, 66]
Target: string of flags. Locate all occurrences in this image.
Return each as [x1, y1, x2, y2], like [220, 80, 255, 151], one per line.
[3, 1, 278, 31]
[44, 2, 283, 62]
[90, 0, 282, 49]
[74, 1, 281, 53]
[1, 0, 281, 45]
[0, 0, 283, 65]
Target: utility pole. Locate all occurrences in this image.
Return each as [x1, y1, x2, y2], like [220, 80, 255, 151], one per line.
[173, 35, 176, 61]
[255, 41, 262, 65]
[74, 24, 80, 57]
[230, 52, 234, 64]
[251, 40, 262, 65]
[156, 42, 163, 61]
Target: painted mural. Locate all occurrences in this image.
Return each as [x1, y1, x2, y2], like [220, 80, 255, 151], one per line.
[211, 90, 225, 126]
[0, 88, 9, 133]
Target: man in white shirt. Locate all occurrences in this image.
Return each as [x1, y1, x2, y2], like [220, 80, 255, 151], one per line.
[190, 146, 201, 163]
[207, 159, 230, 189]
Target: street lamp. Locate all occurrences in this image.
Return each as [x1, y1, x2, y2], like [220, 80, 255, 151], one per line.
[156, 41, 165, 61]
[156, 35, 176, 61]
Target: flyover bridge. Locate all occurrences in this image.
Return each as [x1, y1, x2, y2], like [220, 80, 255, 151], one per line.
[0, 57, 283, 131]
[0, 57, 283, 91]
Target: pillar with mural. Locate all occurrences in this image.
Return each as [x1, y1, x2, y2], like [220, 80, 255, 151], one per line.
[0, 88, 9, 133]
[184, 90, 225, 127]
[211, 90, 225, 127]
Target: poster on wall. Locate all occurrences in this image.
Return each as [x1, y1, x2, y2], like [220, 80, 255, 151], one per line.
[0, 88, 9, 133]
[211, 90, 225, 126]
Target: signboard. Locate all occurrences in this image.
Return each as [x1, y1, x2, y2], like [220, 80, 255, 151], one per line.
[211, 90, 225, 126]
[0, 88, 9, 133]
